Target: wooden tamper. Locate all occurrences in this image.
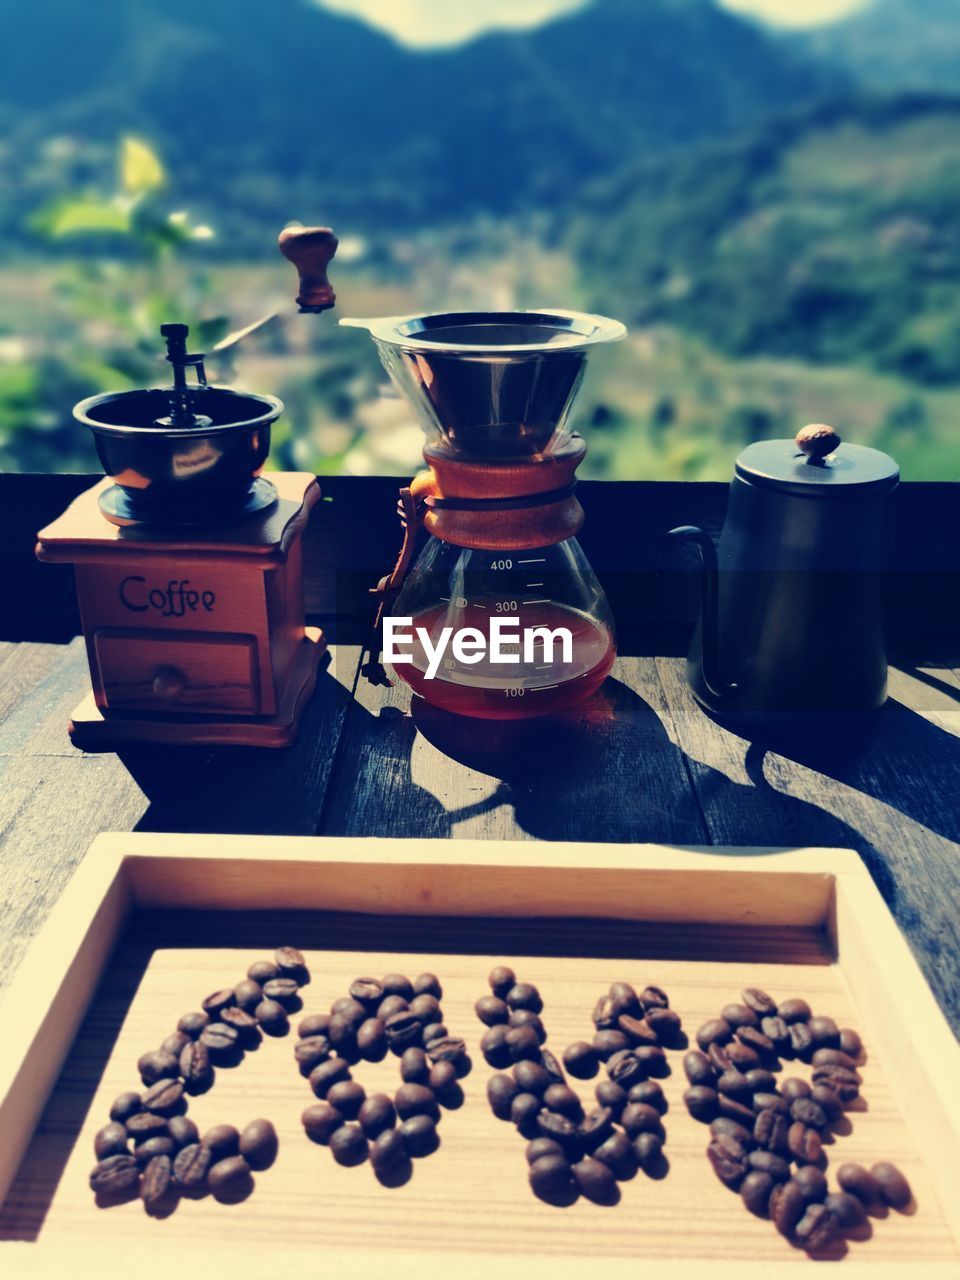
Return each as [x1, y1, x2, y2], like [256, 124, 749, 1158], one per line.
[278, 226, 339, 313]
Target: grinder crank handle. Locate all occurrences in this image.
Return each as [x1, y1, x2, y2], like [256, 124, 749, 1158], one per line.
[278, 226, 339, 313]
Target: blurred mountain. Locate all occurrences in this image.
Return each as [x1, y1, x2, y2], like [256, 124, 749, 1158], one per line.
[0, 0, 836, 240]
[797, 0, 960, 92]
[574, 94, 960, 383]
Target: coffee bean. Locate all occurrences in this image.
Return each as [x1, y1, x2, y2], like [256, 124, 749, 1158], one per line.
[506, 1025, 542, 1063]
[741, 1169, 774, 1216]
[330, 1124, 368, 1166]
[696, 1018, 732, 1051]
[425, 1036, 467, 1067]
[628, 1080, 667, 1113]
[722, 1003, 759, 1030]
[376, 973, 411, 1002]
[173, 1142, 211, 1190]
[236, 1119, 278, 1171]
[142, 1079, 184, 1116]
[537, 1110, 578, 1148]
[328, 1080, 366, 1119]
[872, 1161, 912, 1209]
[707, 1133, 748, 1188]
[302, 1102, 344, 1143]
[386, 1012, 423, 1052]
[607, 1049, 644, 1089]
[377, 996, 409, 1020]
[795, 1202, 839, 1251]
[838, 1027, 863, 1060]
[737, 1026, 776, 1057]
[221, 1006, 259, 1038]
[707, 1042, 735, 1073]
[718, 1095, 755, 1125]
[356, 1017, 388, 1061]
[209, 1155, 254, 1201]
[255, 999, 289, 1036]
[808, 1015, 840, 1049]
[684, 1086, 719, 1122]
[770, 1179, 807, 1236]
[295, 1035, 331, 1075]
[406, 996, 441, 1028]
[511, 1092, 542, 1131]
[506, 983, 542, 1013]
[646, 1007, 682, 1044]
[811, 1084, 844, 1122]
[741, 987, 777, 1017]
[591, 1131, 636, 1179]
[793, 1164, 828, 1203]
[180, 1040, 214, 1094]
[724, 1041, 761, 1071]
[310, 1058, 351, 1098]
[509, 1009, 547, 1041]
[167, 1116, 199, 1149]
[349, 977, 384, 1008]
[748, 1149, 790, 1182]
[488, 1073, 519, 1119]
[538, 1048, 565, 1086]
[621, 1102, 663, 1139]
[788, 1022, 815, 1058]
[790, 1097, 827, 1129]
[138, 1049, 179, 1086]
[263, 977, 299, 1005]
[511, 1060, 549, 1096]
[778, 997, 812, 1024]
[543, 1084, 582, 1121]
[572, 1157, 616, 1202]
[837, 1162, 882, 1206]
[639, 985, 670, 1010]
[752, 1092, 788, 1116]
[825, 1191, 867, 1231]
[593, 1030, 631, 1061]
[90, 1153, 140, 1197]
[161, 1031, 190, 1057]
[200, 1022, 239, 1056]
[577, 1107, 614, 1152]
[201, 988, 235, 1017]
[811, 1065, 860, 1103]
[331, 997, 367, 1028]
[370, 1128, 406, 1173]
[488, 966, 516, 998]
[760, 1016, 790, 1051]
[683, 1050, 717, 1087]
[717, 1069, 752, 1103]
[633, 1044, 667, 1077]
[710, 1118, 755, 1146]
[780, 1077, 811, 1103]
[529, 1154, 574, 1198]
[94, 1123, 130, 1159]
[395, 1083, 439, 1122]
[591, 994, 621, 1030]
[247, 960, 279, 984]
[528, 1136, 567, 1165]
[234, 979, 263, 1012]
[177, 1011, 208, 1039]
[126, 1112, 168, 1139]
[274, 945, 306, 973]
[618, 1014, 658, 1046]
[633, 1132, 664, 1171]
[787, 1121, 821, 1163]
[130, 1138, 173, 1171]
[609, 981, 640, 1012]
[475, 995, 510, 1026]
[109, 1092, 142, 1124]
[203, 1124, 239, 1160]
[328, 1014, 357, 1056]
[811, 1047, 858, 1071]
[423, 1022, 448, 1044]
[401, 1114, 439, 1157]
[356, 1093, 395, 1139]
[745, 1069, 777, 1094]
[412, 973, 442, 999]
[595, 1081, 628, 1119]
[141, 1154, 173, 1211]
[753, 1109, 789, 1154]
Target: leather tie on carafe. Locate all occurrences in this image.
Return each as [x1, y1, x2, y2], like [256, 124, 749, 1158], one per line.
[361, 435, 587, 685]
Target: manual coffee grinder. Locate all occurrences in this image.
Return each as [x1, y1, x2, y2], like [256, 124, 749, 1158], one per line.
[286, 236, 626, 722]
[35, 227, 338, 748]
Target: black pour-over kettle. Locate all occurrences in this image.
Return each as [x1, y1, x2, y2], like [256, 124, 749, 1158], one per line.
[666, 425, 900, 717]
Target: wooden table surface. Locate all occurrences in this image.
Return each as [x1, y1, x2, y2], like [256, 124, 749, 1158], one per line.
[1, 635, 958, 1036]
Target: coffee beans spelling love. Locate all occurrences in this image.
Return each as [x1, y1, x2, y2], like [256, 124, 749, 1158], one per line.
[298, 972, 469, 1180]
[89, 947, 298, 1212]
[685, 985, 914, 1253]
[479, 969, 680, 1205]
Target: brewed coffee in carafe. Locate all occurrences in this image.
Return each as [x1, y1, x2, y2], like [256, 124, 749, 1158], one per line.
[342, 309, 626, 719]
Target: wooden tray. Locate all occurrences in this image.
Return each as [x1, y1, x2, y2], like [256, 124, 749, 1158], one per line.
[0, 834, 957, 1278]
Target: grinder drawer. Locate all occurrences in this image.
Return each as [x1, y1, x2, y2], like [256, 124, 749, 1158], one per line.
[93, 629, 260, 715]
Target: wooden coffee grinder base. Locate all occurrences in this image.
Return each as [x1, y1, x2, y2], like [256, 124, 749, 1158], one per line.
[36, 473, 326, 751]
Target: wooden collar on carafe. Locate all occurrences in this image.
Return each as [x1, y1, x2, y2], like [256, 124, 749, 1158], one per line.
[412, 434, 587, 551]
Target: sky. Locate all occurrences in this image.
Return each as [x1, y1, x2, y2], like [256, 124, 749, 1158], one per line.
[317, 0, 867, 48]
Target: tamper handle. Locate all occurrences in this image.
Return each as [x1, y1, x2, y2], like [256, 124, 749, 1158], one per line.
[278, 226, 338, 312]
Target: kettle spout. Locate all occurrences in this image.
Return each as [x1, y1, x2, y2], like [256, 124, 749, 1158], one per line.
[664, 525, 739, 703]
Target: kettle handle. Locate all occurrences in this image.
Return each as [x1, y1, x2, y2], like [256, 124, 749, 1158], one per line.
[664, 525, 739, 702]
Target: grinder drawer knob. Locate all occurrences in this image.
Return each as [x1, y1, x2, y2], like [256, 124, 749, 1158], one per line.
[152, 666, 187, 700]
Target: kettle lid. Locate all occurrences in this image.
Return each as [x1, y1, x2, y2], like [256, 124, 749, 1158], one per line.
[736, 425, 899, 497]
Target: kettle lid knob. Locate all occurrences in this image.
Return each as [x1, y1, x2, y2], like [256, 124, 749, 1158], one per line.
[796, 422, 841, 461]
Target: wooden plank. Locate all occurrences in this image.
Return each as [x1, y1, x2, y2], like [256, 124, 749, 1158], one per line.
[319, 656, 709, 844]
[0, 836, 956, 1273]
[656, 655, 960, 1034]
